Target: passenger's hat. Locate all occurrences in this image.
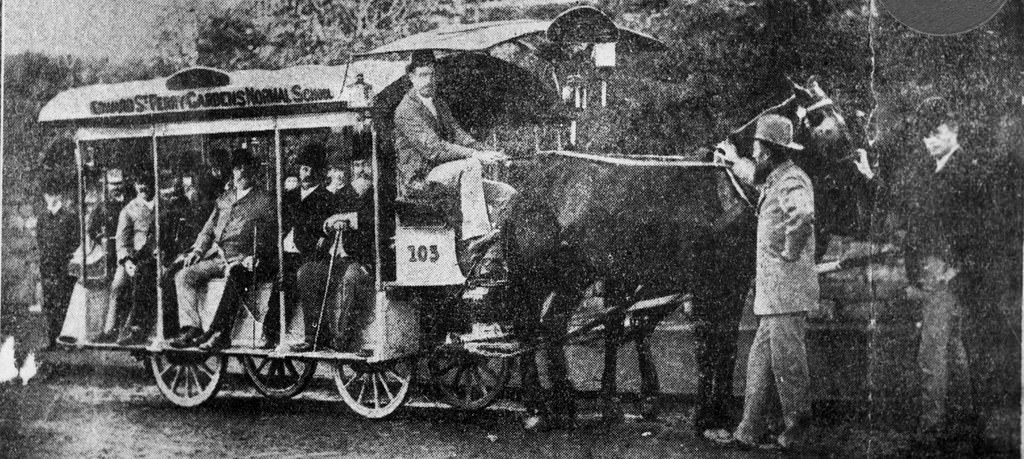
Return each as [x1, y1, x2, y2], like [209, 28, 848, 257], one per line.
[297, 142, 326, 171]
[131, 164, 156, 189]
[230, 148, 260, 169]
[407, 50, 437, 72]
[913, 96, 957, 132]
[754, 114, 804, 151]
[41, 172, 70, 195]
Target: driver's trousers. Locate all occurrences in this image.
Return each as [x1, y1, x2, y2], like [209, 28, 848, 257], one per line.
[426, 158, 516, 240]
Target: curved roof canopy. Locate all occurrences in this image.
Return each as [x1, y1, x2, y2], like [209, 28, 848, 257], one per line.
[359, 7, 666, 56]
[39, 60, 407, 124]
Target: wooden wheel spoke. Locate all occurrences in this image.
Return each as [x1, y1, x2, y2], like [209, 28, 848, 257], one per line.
[198, 361, 215, 379]
[169, 366, 183, 392]
[372, 373, 380, 409]
[356, 372, 368, 405]
[378, 372, 395, 401]
[284, 360, 299, 378]
[478, 364, 500, 385]
[256, 357, 271, 374]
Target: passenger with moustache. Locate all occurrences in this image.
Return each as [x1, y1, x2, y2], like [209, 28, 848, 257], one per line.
[290, 150, 374, 353]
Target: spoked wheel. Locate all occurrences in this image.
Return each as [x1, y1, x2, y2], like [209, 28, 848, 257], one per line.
[149, 351, 226, 408]
[332, 359, 413, 419]
[240, 355, 317, 399]
[428, 348, 511, 410]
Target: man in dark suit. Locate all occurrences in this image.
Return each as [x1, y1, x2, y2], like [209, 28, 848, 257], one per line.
[38, 176, 80, 349]
[170, 149, 276, 350]
[291, 151, 375, 352]
[716, 115, 817, 451]
[266, 143, 335, 346]
[903, 98, 989, 452]
[393, 50, 516, 268]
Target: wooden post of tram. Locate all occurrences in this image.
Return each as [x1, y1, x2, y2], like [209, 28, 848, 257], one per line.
[151, 128, 164, 344]
[74, 139, 87, 307]
[274, 121, 287, 352]
[371, 124, 381, 294]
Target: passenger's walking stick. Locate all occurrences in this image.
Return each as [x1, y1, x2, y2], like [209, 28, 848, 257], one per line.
[313, 229, 345, 351]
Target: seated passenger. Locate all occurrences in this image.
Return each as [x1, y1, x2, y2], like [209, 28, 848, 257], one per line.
[170, 149, 276, 351]
[393, 50, 517, 271]
[265, 143, 334, 345]
[110, 167, 188, 345]
[290, 151, 374, 352]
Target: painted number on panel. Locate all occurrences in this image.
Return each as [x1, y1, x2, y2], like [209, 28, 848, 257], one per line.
[407, 245, 440, 263]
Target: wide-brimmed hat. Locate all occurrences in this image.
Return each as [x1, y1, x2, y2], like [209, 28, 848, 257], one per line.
[230, 148, 260, 169]
[297, 143, 326, 170]
[754, 114, 804, 151]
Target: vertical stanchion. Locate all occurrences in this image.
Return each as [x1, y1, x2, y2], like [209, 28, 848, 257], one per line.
[274, 120, 286, 352]
[75, 139, 88, 322]
[371, 124, 381, 294]
[152, 128, 164, 344]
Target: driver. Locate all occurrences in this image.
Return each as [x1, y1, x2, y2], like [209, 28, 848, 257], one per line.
[393, 50, 517, 270]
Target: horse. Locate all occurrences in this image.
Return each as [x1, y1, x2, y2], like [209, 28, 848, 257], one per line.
[502, 76, 869, 431]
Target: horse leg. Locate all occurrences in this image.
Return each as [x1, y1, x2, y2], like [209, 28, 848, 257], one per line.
[542, 291, 578, 428]
[634, 313, 664, 421]
[691, 284, 748, 435]
[517, 290, 549, 431]
[599, 283, 628, 424]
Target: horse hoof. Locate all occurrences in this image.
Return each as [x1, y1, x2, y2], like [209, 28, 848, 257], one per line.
[639, 395, 661, 421]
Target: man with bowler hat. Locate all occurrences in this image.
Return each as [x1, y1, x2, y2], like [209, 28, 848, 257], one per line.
[38, 173, 79, 349]
[171, 148, 276, 350]
[393, 50, 517, 271]
[714, 114, 818, 451]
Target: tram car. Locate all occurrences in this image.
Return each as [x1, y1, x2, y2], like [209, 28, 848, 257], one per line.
[40, 7, 673, 418]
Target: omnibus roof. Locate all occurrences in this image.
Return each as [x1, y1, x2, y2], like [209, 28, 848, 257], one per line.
[38, 60, 407, 124]
[358, 8, 666, 56]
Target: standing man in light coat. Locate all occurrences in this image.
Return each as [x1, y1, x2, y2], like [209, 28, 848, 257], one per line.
[715, 114, 818, 451]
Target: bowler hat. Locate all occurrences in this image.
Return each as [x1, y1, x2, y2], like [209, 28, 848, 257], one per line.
[297, 143, 326, 171]
[230, 148, 259, 169]
[407, 50, 437, 72]
[754, 114, 804, 151]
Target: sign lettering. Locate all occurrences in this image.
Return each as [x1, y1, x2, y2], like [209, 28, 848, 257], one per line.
[89, 85, 335, 115]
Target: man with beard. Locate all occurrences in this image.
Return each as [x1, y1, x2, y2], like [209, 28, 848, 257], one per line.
[714, 114, 817, 451]
[170, 149, 276, 351]
[267, 143, 334, 347]
[393, 50, 516, 272]
[290, 151, 374, 352]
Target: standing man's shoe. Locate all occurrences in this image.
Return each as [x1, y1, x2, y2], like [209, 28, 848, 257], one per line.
[196, 330, 230, 352]
[168, 326, 203, 348]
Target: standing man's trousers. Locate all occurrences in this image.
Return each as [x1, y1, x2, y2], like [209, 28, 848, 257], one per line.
[735, 313, 810, 442]
[425, 158, 516, 240]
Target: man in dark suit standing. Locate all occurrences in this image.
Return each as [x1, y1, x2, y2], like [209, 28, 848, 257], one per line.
[170, 149, 276, 350]
[393, 50, 516, 268]
[903, 98, 989, 452]
[38, 176, 79, 349]
[716, 115, 817, 451]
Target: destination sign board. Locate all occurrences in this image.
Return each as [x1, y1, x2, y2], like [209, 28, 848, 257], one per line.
[89, 85, 335, 116]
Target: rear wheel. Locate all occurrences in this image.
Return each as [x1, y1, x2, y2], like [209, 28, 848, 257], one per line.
[241, 355, 317, 399]
[149, 351, 226, 408]
[428, 349, 510, 410]
[332, 359, 413, 419]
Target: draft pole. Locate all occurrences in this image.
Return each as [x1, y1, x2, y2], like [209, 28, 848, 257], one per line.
[152, 127, 164, 345]
[274, 120, 287, 352]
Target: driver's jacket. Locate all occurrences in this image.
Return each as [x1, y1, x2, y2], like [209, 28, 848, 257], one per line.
[393, 90, 483, 203]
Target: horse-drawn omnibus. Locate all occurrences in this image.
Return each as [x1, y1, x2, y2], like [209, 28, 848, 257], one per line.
[40, 7, 690, 419]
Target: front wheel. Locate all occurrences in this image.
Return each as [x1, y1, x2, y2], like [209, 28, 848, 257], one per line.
[332, 359, 413, 419]
[427, 349, 510, 410]
[149, 351, 226, 408]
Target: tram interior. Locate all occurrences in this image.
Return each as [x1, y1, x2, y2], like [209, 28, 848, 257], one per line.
[61, 126, 373, 348]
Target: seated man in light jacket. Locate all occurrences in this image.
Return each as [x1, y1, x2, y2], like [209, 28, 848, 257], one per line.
[171, 148, 276, 351]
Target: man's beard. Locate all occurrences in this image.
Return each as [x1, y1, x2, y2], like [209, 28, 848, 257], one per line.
[753, 158, 776, 185]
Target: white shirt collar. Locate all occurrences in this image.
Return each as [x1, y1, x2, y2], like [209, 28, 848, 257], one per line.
[47, 200, 63, 215]
[300, 184, 319, 200]
[236, 186, 251, 200]
[135, 195, 155, 210]
[935, 145, 960, 173]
